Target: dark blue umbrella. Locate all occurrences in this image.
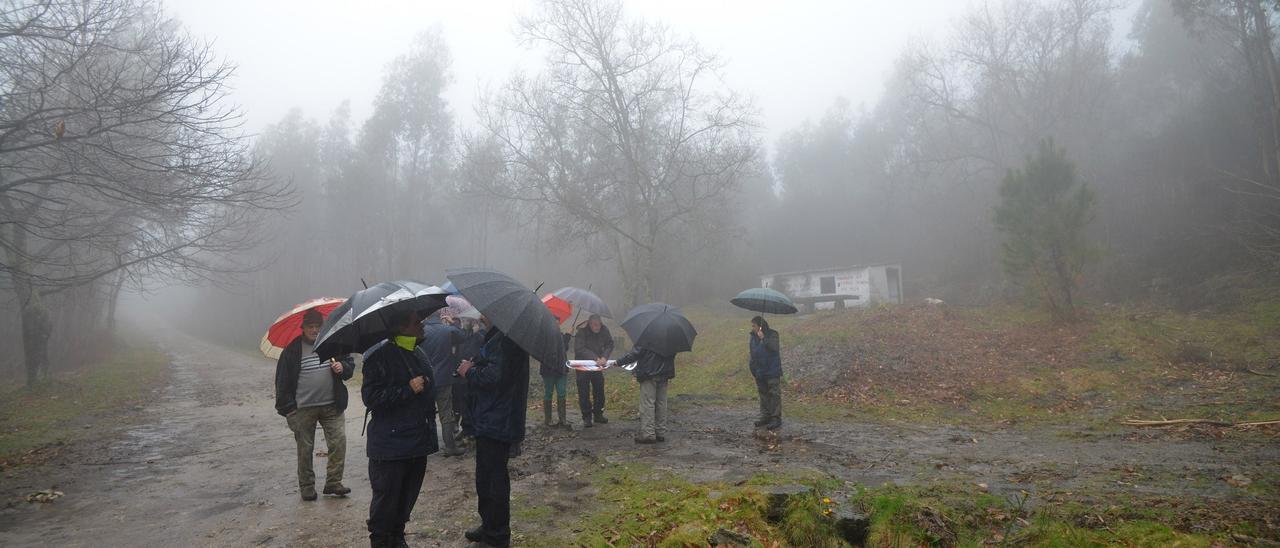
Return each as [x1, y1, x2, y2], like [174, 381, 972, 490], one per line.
[619, 303, 697, 358]
[731, 287, 798, 315]
[314, 280, 449, 360]
[445, 268, 566, 368]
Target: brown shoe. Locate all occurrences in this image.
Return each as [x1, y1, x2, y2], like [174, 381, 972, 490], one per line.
[322, 483, 351, 496]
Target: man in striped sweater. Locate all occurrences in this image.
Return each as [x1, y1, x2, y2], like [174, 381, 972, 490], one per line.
[274, 309, 356, 501]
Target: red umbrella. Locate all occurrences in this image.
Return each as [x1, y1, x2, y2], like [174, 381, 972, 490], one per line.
[541, 294, 572, 325]
[260, 297, 346, 359]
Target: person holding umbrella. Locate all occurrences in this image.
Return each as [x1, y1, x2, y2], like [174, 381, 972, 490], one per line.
[616, 303, 697, 444]
[446, 268, 565, 548]
[730, 288, 795, 431]
[749, 316, 784, 430]
[273, 307, 355, 501]
[361, 308, 438, 548]
[457, 316, 529, 548]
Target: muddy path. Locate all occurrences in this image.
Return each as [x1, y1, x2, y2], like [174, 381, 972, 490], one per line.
[0, 325, 1275, 547]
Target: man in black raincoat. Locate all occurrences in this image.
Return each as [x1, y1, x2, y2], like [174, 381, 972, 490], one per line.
[457, 317, 529, 548]
[362, 309, 438, 548]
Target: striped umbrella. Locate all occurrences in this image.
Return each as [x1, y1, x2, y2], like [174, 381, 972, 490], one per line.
[260, 297, 346, 359]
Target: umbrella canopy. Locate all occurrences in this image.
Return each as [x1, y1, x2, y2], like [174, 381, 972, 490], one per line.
[445, 267, 566, 368]
[445, 295, 482, 320]
[314, 280, 449, 361]
[730, 287, 798, 315]
[440, 280, 461, 295]
[260, 297, 345, 359]
[619, 303, 698, 358]
[541, 294, 572, 325]
[552, 286, 613, 319]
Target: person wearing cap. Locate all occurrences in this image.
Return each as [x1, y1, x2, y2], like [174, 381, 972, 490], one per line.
[274, 308, 355, 501]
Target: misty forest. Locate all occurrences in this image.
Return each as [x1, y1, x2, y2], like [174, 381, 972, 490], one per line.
[1, 0, 1279, 546]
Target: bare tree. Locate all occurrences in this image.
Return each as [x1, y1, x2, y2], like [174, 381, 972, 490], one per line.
[470, 0, 758, 306]
[0, 0, 291, 387]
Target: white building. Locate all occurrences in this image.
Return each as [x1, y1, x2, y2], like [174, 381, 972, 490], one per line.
[760, 264, 903, 311]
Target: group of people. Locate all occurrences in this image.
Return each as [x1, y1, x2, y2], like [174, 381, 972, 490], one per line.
[273, 307, 785, 548]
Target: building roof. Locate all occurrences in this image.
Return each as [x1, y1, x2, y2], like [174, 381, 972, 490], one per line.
[760, 263, 901, 279]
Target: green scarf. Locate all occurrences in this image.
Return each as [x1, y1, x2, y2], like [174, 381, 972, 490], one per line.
[393, 335, 417, 352]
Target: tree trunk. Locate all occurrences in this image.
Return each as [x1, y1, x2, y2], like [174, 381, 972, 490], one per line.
[16, 280, 52, 388]
[106, 272, 126, 333]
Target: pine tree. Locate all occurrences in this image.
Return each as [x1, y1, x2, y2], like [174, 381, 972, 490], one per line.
[994, 139, 1097, 321]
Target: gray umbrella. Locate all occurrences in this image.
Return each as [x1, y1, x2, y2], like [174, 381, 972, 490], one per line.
[314, 280, 449, 361]
[445, 268, 566, 368]
[553, 286, 613, 319]
[730, 287, 798, 315]
[619, 303, 697, 358]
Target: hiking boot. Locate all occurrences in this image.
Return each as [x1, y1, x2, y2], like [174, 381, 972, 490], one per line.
[593, 411, 609, 424]
[582, 414, 593, 428]
[465, 526, 483, 542]
[753, 418, 768, 427]
[322, 483, 351, 496]
[543, 401, 555, 427]
[765, 420, 782, 431]
[442, 447, 467, 457]
[300, 486, 318, 501]
[634, 436, 657, 444]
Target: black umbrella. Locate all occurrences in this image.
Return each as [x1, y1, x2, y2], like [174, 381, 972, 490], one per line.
[730, 287, 798, 315]
[619, 303, 697, 358]
[314, 280, 449, 360]
[552, 286, 612, 319]
[445, 267, 566, 368]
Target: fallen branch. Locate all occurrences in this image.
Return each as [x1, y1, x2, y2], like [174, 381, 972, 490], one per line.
[1121, 418, 1279, 428]
[1245, 367, 1277, 377]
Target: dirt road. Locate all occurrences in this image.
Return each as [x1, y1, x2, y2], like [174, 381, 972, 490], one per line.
[0, 325, 1275, 546]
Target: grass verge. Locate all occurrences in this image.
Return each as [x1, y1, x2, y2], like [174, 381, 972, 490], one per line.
[0, 335, 169, 468]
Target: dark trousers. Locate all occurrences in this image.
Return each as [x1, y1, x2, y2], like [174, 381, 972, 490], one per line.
[474, 437, 512, 547]
[756, 377, 782, 426]
[575, 370, 605, 417]
[367, 456, 427, 540]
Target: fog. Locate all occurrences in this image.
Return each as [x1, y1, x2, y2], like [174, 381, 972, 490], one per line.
[4, 0, 1279, 378]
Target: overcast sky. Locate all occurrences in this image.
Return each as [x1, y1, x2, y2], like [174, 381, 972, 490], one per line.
[164, 0, 1135, 147]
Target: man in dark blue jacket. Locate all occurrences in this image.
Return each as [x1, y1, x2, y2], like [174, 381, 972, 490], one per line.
[748, 316, 783, 431]
[362, 309, 438, 548]
[457, 316, 529, 548]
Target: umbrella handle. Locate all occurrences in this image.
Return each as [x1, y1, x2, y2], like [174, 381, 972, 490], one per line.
[567, 282, 591, 333]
